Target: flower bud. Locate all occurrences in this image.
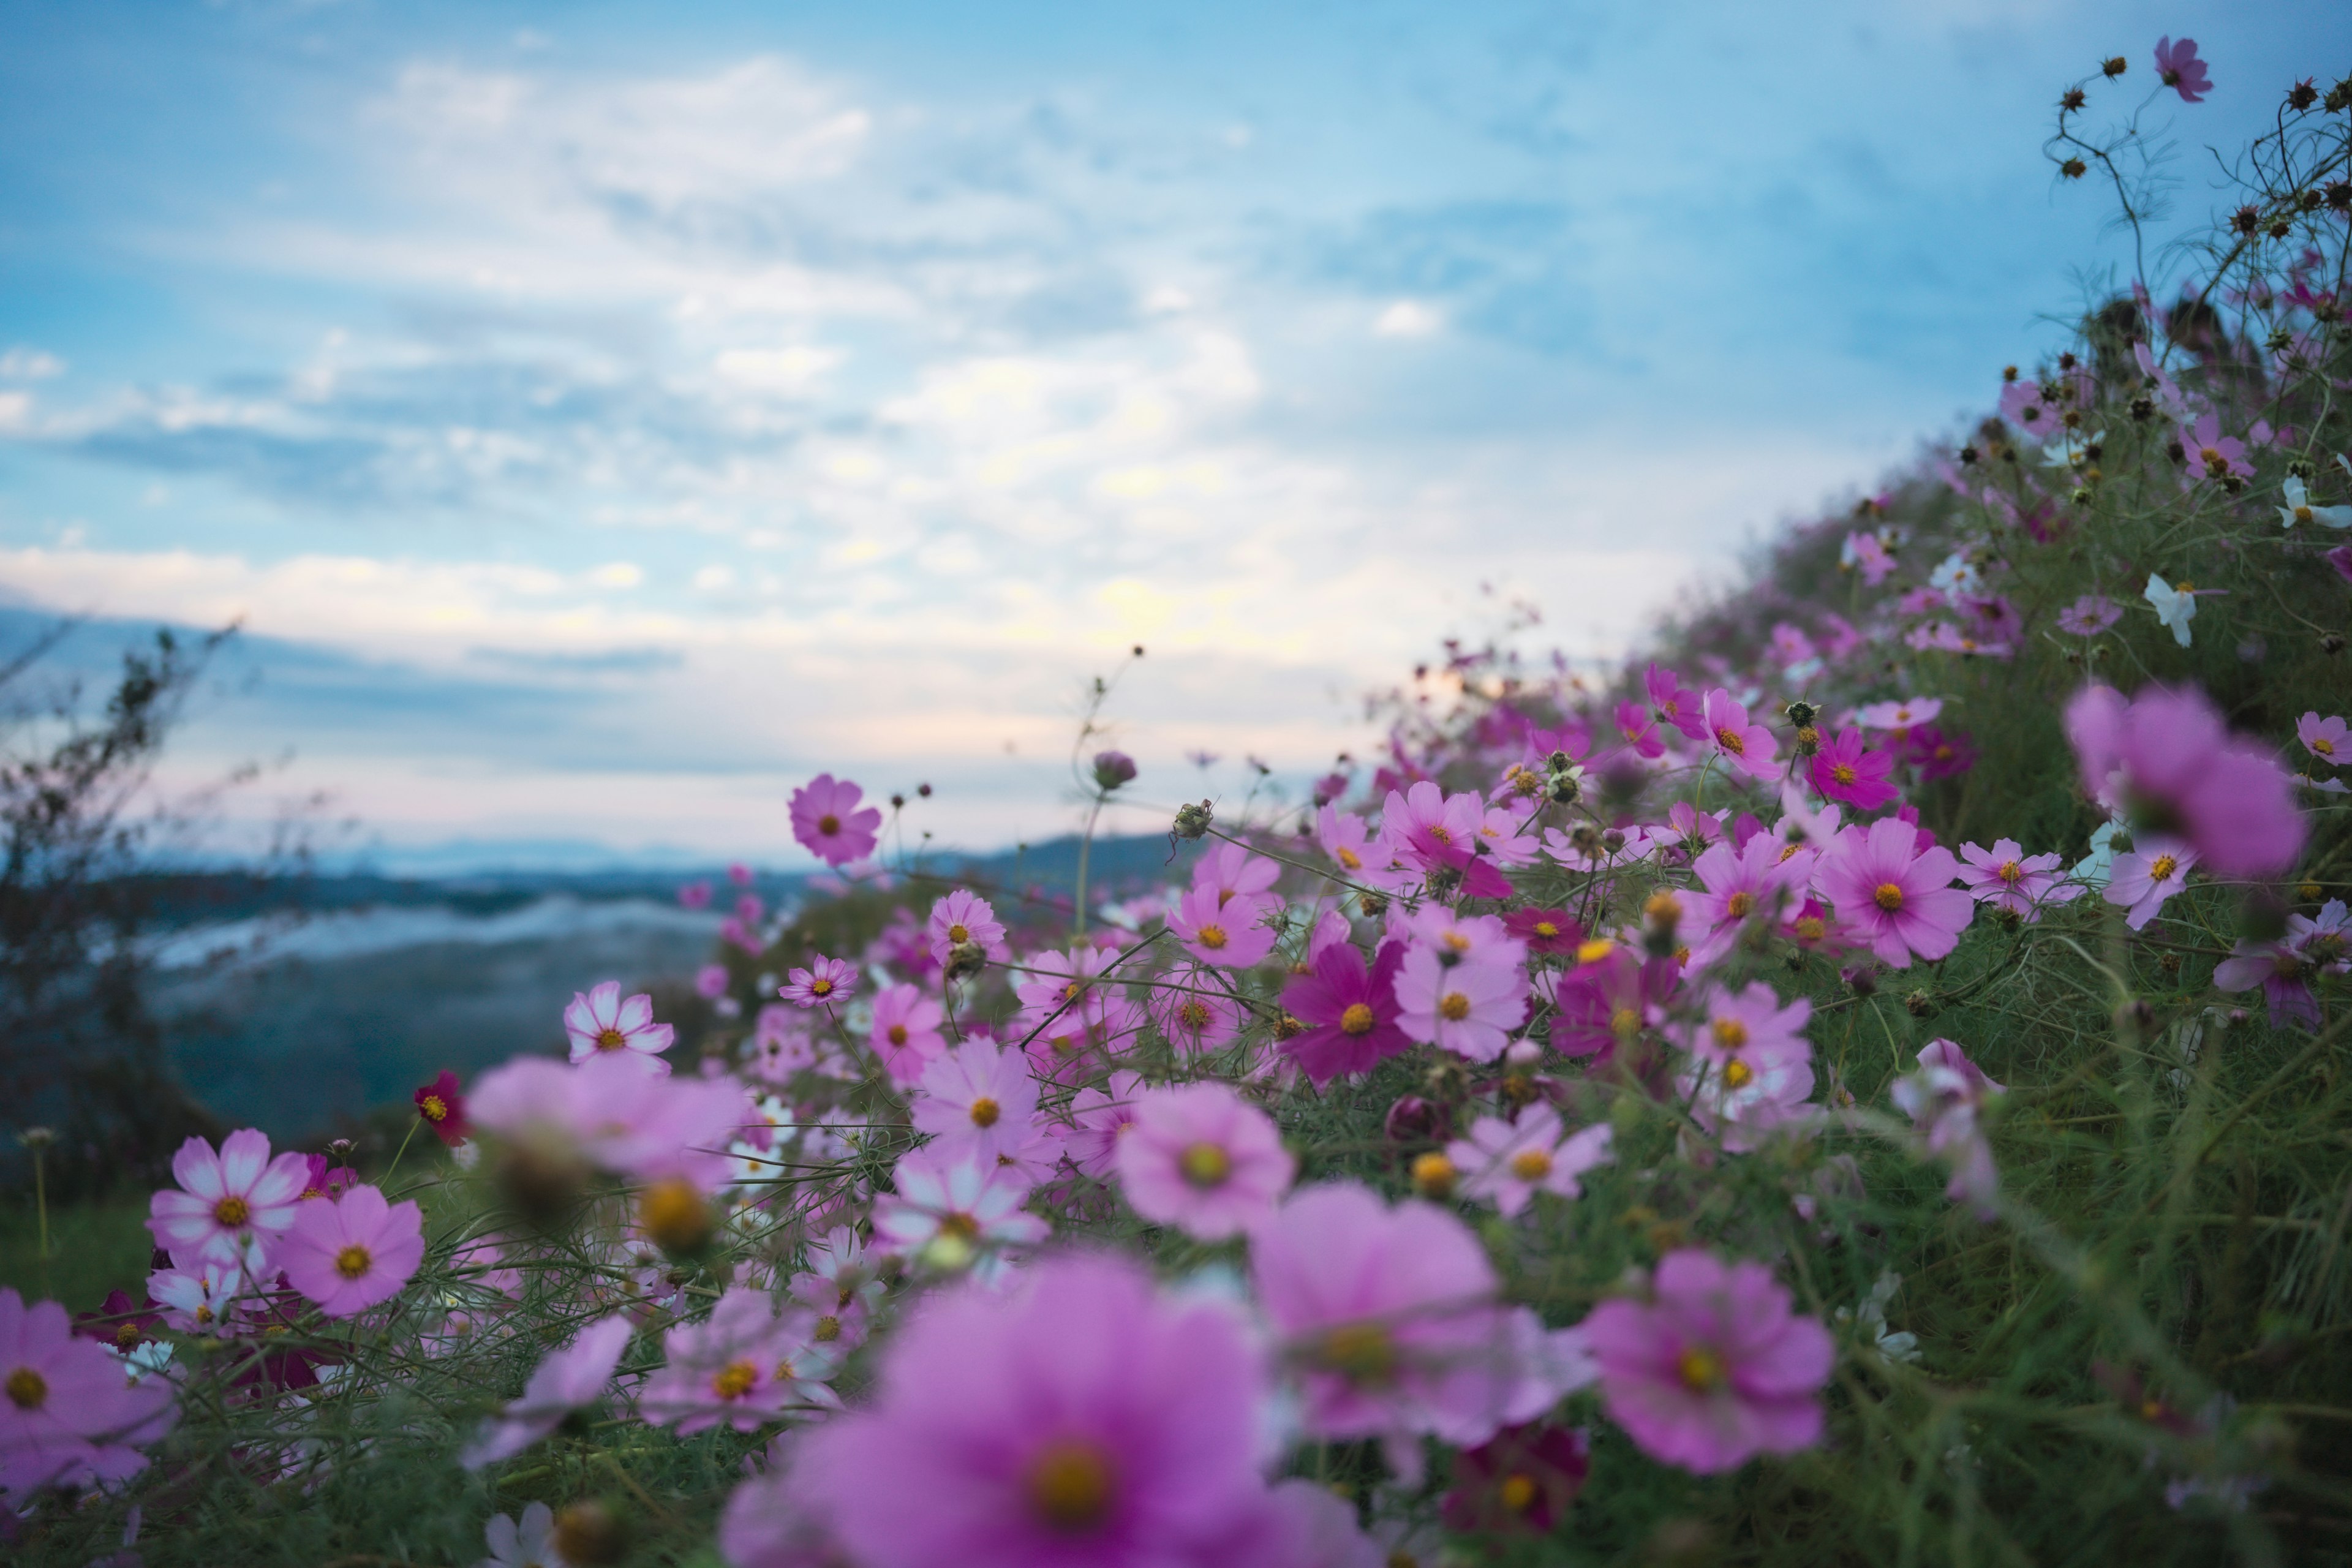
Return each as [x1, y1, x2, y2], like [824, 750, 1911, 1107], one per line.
[1383, 1095, 1451, 1145]
[1091, 750, 1137, 791]
[944, 940, 987, 980]
[552, 1501, 630, 1567]
[1171, 799, 1214, 840]
[1410, 1152, 1458, 1200]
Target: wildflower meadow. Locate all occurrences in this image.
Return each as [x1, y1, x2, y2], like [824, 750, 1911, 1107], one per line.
[9, 39, 2352, 1568]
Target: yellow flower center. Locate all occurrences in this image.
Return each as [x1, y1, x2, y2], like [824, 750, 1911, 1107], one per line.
[1833, 763, 1857, 785]
[1411, 1152, 1457, 1198]
[1873, 883, 1905, 911]
[711, 1360, 760, 1400]
[213, 1195, 250, 1227]
[1712, 1018, 1749, 1051]
[1178, 1142, 1232, 1188]
[1426, 824, 1452, 844]
[2149, 854, 2178, 880]
[1498, 1472, 1539, 1512]
[1337, 845, 1363, 869]
[1509, 1148, 1553, 1182]
[1340, 1003, 1376, 1036]
[817, 813, 841, 835]
[1576, 938, 1615, 963]
[1178, 1000, 1211, 1028]
[334, 1245, 372, 1280]
[937, 1212, 981, 1242]
[1028, 1439, 1117, 1532]
[1611, 1006, 1640, 1038]
[1319, 1322, 1398, 1385]
[7, 1367, 47, 1409]
[813, 1314, 842, 1342]
[1196, 923, 1229, 950]
[1715, 726, 1746, 755]
[1438, 993, 1471, 1022]
[1724, 891, 1755, 918]
[948, 922, 970, 943]
[1677, 1346, 1725, 1392]
[1532, 920, 1559, 938]
[1795, 916, 1825, 941]
[2314, 736, 2335, 756]
[1997, 861, 2022, 883]
[419, 1095, 448, 1123]
[968, 1097, 1000, 1128]
[810, 977, 833, 996]
[595, 1027, 627, 1052]
[1722, 1059, 1754, 1089]
[888, 1024, 909, 1046]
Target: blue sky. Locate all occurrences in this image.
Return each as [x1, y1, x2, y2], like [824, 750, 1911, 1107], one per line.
[0, 0, 2340, 867]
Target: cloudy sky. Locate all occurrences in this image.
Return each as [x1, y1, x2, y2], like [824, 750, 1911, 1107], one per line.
[0, 0, 2335, 868]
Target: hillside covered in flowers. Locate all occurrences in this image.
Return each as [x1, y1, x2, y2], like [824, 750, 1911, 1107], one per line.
[7, 39, 2352, 1568]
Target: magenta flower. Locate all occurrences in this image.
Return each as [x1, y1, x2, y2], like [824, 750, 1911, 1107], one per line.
[1809, 726, 1898, 810]
[1169, 884, 1280, 970]
[1616, 698, 1665, 758]
[1091, 748, 1139, 790]
[1956, 839, 2083, 921]
[1814, 818, 1972, 969]
[1445, 1105, 1613, 1217]
[2058, 594, 2123, 636]
[1395, 946, 1528, 1063]
[870, 982, 949, 1084]
[0, 1289, 177, 1498]
[790, 773, 883, 867]
[2105, 837, 2196, 929]
[413, 1069, 471, 1147]
[1890, 1039, 2005, 1220]
[1279, 940, 1412, 1085]
[1904, 725, 1978, 782]
[1148, 965, 1246, 1054]
[1504, 907, 1586, 955]
[1442, 1422, 1591, 1534]
[461, 1314, 635, 1468]
[927, 889, 1006, 965]
[677, 878, 712, 910]
[2065, 684, 2305, 878]
[640, 1287, 838, 1434]
[2299, 712, 2347, 767]
[1251, 1183, 1581, 1446]
[1700, 689, 1782, 782]
[1646, 663, 1707, 739]
[2180, 413, 2252, 483]
[779, 953, 856, 1008]
[146, 1129, 312, 1270]
[695, 962, 731, 1000]
[1381, 780, 1483, 876]
[2154, 35, 2212, 103]
[277, 1182, 423, 1319]
[1117, 1082, 1296, 1240]
[1582, 1251, 1833, 1473]
[913, 1036, 1040, 1151]
[1853, 697, 1942, 732]
[563, 979, 676, 1072]
[794, 1254, 1279, 1568]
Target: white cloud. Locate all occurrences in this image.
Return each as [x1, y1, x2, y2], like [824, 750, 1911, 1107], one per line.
[0, 349, 64, 379]
[1373, 300, 1443, 338]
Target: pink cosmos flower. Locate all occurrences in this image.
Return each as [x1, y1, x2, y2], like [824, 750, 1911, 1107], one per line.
[276, 1182, 423, 1319]
[1193, 841, 1281, 904]
[461, 1315, 635, 1468]
[2105, 837, 2197, 929]
[147, 1129, 312, 1269]
[1904, 725, 1978, 783]
[870, 1146, 1047, 1264]
[1394, 945, 1528, 1063]
[1646, 663, 1706, 739]
[1544, 944, 1679, 1060]
[1809, 727, 1898, 810]
[640, 1287, 838, 1434]
[2300, 713, 2348, 767]
[1814, 818, 1972, 969]
[790, 774, 882, 867]
[1446, 1106, 1613, 1218]
[1279, 941, 1412, 1085]
[1168, 884, 1280, 969]
[869, 982, 949, 1083]
[1067, 1069, 1148, 1178]
[563, 979, 676, 1072]
[696, 963, 731, 1001]
[2070, 686, 2304, 872]
[912, 1037, 1041, 1153]
[1700, 689, 1781, 782]
[1678, 1035, 1816, 1153]
[1956, 839, 2083, 921]
[678, 879, 712, 910]
[2179, 412, 2252, 482]
[1675, 982, 1811, 1072]
[927, 889, 1006, 965]
[1317, 805, 1417, 891]
[1842, 531, 1897, 586]
[1251, 1183, 1581, 1446]
[779, 954, 857, 1009]
[0, 1289, 178, 1498]
[1442, 1423, 1591, 1535]
[148, 1259, 249, 1334]
[1683, 835, 1817, 965]
[1852, 697, 1943, 733]
[793, 1254, 1281, 1568]
[1400, 907, 1527, 970]
[1581, 1250, 1834, 1474]
[1117, 1082, 1295, 1240]
[2058, 594, 2123, 635]
[1381, 780, 1483, 877]
[2154, 35, 2211, 103]
[1616, 699, 1665, 759]
[1148, 966, 1246, 1054]
[1890, 1039, 2005, 1220]
[413, 1069, 471, 1147]
[1505, 907, 1585, 955]
[470, 1053, 748, 1191]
